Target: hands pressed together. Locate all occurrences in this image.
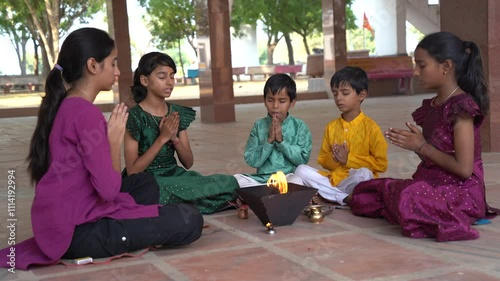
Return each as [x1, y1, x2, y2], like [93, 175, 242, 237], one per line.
[332, 142, 349, 165]
[385, 121, 426, 153]
[107, 104, 181, 146]
[268, 115, 283, 143]
[107, 103, 128, 145]
[159, 112, 180, 143]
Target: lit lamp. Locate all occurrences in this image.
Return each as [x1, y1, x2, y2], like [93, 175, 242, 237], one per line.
[236, 171, 316, 227]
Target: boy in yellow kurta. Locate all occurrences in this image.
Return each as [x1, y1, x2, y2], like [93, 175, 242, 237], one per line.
[295, 66, 388, 205]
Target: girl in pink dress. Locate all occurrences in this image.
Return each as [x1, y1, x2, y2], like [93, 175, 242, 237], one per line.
[348, 31, 497, 242]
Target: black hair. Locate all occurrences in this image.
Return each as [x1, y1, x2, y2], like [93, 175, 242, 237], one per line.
[416, 31, 489, 114]
[27, 27, 115, 184]
[131, 52, 177, 103]
[263, 73, 297, 101]
[330, 66, 368, 94]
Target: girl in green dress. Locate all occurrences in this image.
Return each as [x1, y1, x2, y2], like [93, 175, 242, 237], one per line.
[123, 52, 239, 214]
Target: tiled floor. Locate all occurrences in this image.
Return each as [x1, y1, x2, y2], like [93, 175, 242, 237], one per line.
[0, 86, 500, 280]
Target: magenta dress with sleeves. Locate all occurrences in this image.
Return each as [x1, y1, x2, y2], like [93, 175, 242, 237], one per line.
[350, 94, 486, 241]
[0, 98, 160, 269]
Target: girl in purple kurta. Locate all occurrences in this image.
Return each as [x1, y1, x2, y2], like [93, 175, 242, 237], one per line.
[0, 28, 203, 271]
[349, 32, 497, 241]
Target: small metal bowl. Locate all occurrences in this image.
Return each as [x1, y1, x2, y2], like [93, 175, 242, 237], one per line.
[303, 204, 334, 216]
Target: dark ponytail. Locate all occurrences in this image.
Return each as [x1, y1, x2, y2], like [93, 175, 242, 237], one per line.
[416, 32, 489, 115]
[131, 52, 177, 103]
[460, 41, 489, 115]
[27, 68, 67, 184]
[27, 28, 115, 184]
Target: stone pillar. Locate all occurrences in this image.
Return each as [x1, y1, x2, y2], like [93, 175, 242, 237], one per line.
[110, 0, 134, 107]
[396, 0, 407, 54]
[198, 0, 236, 123]
[441, 0, 499, 152]
[366, 0, 406, 55]
[322, 0, 347, 96]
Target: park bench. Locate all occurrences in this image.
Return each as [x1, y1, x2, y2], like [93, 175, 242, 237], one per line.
[0, 75, 44, 93]
[274, 64, 304, 78]
[305, 54, 414, 96]
[246, 65, 275, 81]
[347, 55, 414, 96]
[232, 67, 246, 81]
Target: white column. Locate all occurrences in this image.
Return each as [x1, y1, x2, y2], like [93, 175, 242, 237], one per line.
[396, 0, 407, 54]
[358, 0, 406, 56]
[230, 25, 259, 67]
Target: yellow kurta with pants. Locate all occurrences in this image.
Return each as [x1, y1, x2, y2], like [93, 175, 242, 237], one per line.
[317, 111, 388, 186]
[295, 111, 388, 204]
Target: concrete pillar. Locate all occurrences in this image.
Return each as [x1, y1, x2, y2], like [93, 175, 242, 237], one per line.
[198, 0, 236, 123]
[363, 0, 406, 55]
[109, 0, 134, 107]
[322, 0, 347, 95]
[396, 0, 407, 54]
[441, 0, 500, 152]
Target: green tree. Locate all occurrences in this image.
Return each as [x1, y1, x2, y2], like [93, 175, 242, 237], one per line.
[232, 0, 357, 65]
[23, 0, 105, 75]
[0, 0, 104, 76]
[138, 0, 197, 84]
[0, 1, 31, 75]
[280, 0, 322, 56]
[232, 0, 292, 65]
[347, 28, 375, 54]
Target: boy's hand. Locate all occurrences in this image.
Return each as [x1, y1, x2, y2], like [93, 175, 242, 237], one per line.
[333, 142, 349, 165]
[274, 116, 283, 143]
[267, 116, 277, 143]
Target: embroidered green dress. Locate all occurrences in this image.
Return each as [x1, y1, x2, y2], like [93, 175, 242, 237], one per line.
[125, 103, 239, 214]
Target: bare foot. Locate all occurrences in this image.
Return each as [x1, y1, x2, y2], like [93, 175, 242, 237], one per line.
[343, 194, 353, 205]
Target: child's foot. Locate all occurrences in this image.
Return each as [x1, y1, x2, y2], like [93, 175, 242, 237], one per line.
[343, 194, 353, 205]
[310, 193, 327, 205]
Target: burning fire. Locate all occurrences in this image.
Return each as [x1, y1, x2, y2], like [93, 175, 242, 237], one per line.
[267, 171, 288, 194]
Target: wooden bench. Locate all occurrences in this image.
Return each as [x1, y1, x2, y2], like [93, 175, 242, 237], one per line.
[246, 65, 275, 81]
[0, 75, 44, 93]
[347, 56, 414, 96]
[232, 67, 246, 81]
[275, 65, 303, 78]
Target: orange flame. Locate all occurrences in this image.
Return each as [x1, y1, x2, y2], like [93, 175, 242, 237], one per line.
[266, 171, 288, 194]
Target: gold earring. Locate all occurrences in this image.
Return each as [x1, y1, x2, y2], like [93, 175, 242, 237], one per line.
[443, 71, 447, 75]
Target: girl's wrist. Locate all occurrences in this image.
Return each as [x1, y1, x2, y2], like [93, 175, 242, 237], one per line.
[170, 138, 180, 146]
[417, 140, 427, 154]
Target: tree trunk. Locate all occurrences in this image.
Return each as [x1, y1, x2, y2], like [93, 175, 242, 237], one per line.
[267, 44, 275, 65]
[40, 43, 51, 76]
[20, 39, 27, 75]
[284, 33, 294, 65]
[302, 35, 311, 55]
[34, 40, 39, 76]
[187, 37, 198, 58]
[24, 0, 60, 71]
[266, 33, 282, 65]
[178, 39, 187, 86]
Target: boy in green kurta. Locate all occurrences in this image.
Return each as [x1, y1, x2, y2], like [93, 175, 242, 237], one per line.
[124, 52, 238, 214]
[234, 74, 312, 187]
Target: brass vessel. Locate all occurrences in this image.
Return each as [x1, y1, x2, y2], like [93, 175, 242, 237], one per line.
[308, 205, 325, 223]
